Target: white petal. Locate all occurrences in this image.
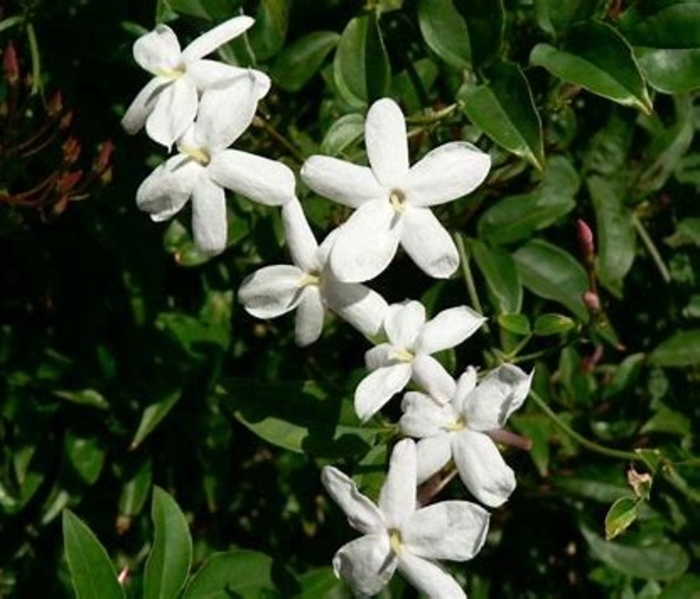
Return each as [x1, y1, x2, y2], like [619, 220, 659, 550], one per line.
[400, 392, 453, 438]
[403, 141, 491, 206]
[238, 264, 305, 318]
[181, 15, 254, 61]
[415, 306, 486, 355]
[332, 534, 397, 597]
[453, 367, 478, 413]
[301, 156, 384, 208]
[463, 364, 533, 430]
[403, 500, 490, 561]
[365, 344, 397, 370]
[136, 156, 200, 218]
[452, 430, 516, 507]
[379, 439, 417, 528]
[365, 98, 409, 187]
[414, 435, 453, 484]
[354, 363, 411, 422]
[282, 198, 319, 272]
[384, 300, 426, 349]
[397, 553, 466, 599]
[191, 175, 227, 254]
[133, 25, 181, 74]
[121, 77, 168, 135]
[187, 59, 244, 89]
[209, 150, 296, 206]
[410, 354, 456, 403]
[295, 287, 325, 346]
[321, 466, 384, 533]
[400, 207, 459, 279]
[324, 280, 388, 338]
[146, 78, 198, 148]
[329, 200, 400, 283]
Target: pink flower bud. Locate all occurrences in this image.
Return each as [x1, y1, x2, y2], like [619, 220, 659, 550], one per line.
[577, 219, 595, 257]
[583, 290, 601, 313]
[3, 42, 19, 84]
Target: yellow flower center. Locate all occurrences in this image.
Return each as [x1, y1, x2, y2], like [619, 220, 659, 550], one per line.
[446, 416, 466, 432]
[389, 528, 403, 555]
[178, 145, 211, 166]
[155, 66, 185, 80]
[392, 348, 414, 362]
[389, 188, 406, 214]
[299, 272, 321, 287]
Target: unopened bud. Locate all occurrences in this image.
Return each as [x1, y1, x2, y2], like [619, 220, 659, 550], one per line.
[59, 110, 73, 130]
[55, 170, 82, 193]
[577, 219, 595, 258]
[48, 90, 63, 116]
[3, 42, 19, 84]
[62, 137, 81, 163]
[117, 566, 130, 585]
[583, 290, 601, 313]
[94, 140, 114, 171]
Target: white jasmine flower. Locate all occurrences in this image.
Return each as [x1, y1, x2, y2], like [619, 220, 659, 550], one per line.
[400, 364, 533, 507]
[322, 439, 489, 599]
[122, 15, 270, 148]
[136, 72, 295, 255]
[238, 198, 389, 346]
[355, 300, 485, 422]
[301, 98, 491, 283]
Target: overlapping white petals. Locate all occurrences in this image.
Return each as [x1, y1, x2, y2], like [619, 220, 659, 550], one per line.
[320, 466, 384, 534]
[332, 534, 396, 596]
[378, 438, 417, 527]
[180, 16, 254, 61]
[191, 175, 226, 253]
[415, 306, 486, 355]
[236, 265, 305, 318]
[397, 553, 467, 599]
[301, 97, 491, 282]
[354, 362, 412, 422]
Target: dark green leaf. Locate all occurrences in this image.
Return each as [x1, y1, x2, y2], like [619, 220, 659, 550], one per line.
[530, 22, 652, 112]
[63, 510, 125, 599]
[534, 0, 598, 37]
[182, 550, 279, 598]
[118, 458, 153, 519]
[417, 0, 470, 69]
[470, 239, 522, 313]
[587, 176, 636, 298]
[270, 31, 339, 92]
[664, 217, 700, 248]
[641, 405, 692, 436]
[498, 313, 531, 336]
[295, 566, 350, 598]
[320, 113, 365, 156]
[659, 574, 700, 599]
[248, 0, 289, 61]
[130, 391, 182, 450]
[533, 313, 576, 336]
[453, 0, 505, 68]
[603, 353, 645, 399]
[53, 388, 110, 410]
[605, 496, 639, 540]
[65, 433, 105, 486]
[510, 413, 551, 476]
[144, 487, 193, 599]
[392, 59, 439, 113]
[649, 330, 700, 367]
[513, 239, 589, 320]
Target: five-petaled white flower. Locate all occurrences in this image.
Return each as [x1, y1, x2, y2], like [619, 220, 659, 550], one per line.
[122, 15, 269, 148]
[136, 72, 296, 255]
[238, 198, 389, 346]
[355, 300, 485, 422]
[400, 364, 533, 507]
[301, 98, 491, 283]
[322, 439, 490, 599]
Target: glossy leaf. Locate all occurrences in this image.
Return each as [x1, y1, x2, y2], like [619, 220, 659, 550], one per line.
[320, 113, 365, 156]
[144, 487, 193, 599]
[453, 0, 504, 68]
[530, 21, 652, 113]
[181, 550, 278, 598]
[533, 313, 576, 336]
[53, 388, 110, 410]
[470, 239, 522, 313]
[513, 239, 589, 320]
[460, 61, 544, 168]
[295, 566, 350, 598]
[587, 176, 636, 298]
[604, 496, 639, 540]
[498, 313, 531, 336]
[659, 574, 700, 599]
[603, 353, 645, 400]
[534, 0, 598, 37]
[118, 458, 153, 519]
[63, 510, 125, 599]
[248, 0, 289, 61]
[130, 391, 182, 450]
[417, 0, 470, 69]
[64, 433, 105, 486]
[649, 330, 700, 367]
[271, 31, 340, 92]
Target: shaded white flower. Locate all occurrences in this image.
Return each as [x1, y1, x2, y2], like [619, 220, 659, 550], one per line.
[122, 15, 270, 148]
[301, 98, 491, 283]
[322, 439, 489, 599]
[238, 198, 389, 346]
[355, 300, 485, 422]
[136, 72, 295, 255]
[400, 364, 533, 507]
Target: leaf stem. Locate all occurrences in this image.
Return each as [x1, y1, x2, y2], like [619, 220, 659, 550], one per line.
[455, 233, 490, 334]
[632, 212, 671, 284]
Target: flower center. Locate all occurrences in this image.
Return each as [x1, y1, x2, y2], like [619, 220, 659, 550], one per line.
[389, 188, 406, 214]
[389, 528, 403, 556]
[299, 272, 321, 287]
[445, 416, 466, 432]
[392, 348, 414, 362]
[178, 144, 211, 166]
[155, 66, 185, 80]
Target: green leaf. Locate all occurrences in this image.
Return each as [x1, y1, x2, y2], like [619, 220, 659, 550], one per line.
[513, 239, 589, 320]
[533, 313, 576, 336]
[640, 404, 691, 436]
[130, 390, 182, 450]
[470, 239, 522, 313]
[534, 0, 598, 37]
[510, 413, 551, 476]
[587, 176, 636, 298]
[294, 566, 350, 598]
[181, 550, 279, 598]
[270, 31, 339, 92]
[530, 21, 652, 113]
[417, 0, 470, 69]
[64, 433, 105, 486]
[53, 388, 110, 410]
[603, 353, 645, 399]
[620, 1, 700, 93]
[605, 496, 639, 540]
[453, 0, 505, 69]
[498, 313, 531, 336]
[478, 156, 579, 245]
[63, 510, 125, 599]
[664, 217, 700, 248]
[333, 14, 390, 107]
[118, 458, 153, 519]
[460, 61, 544, 168]
[392, 59, 440, 113]
[649, 330, 700, 367]
[248, 0, 289, 61]
[581, 525, 689, 580]
[320, 113, 365, 156]
[144, 487, 193, 599]
[659, 574, 700, 599]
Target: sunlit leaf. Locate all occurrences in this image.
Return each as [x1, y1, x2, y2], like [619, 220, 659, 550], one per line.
[604, 496, 639, 540]
[649, 330, 700, 367]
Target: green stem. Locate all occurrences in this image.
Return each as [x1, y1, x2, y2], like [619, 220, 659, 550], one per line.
[252, 116, 305, 165]
[455, 233, 490, 334]
[529, 390, 640, 462]
[632, 212, 671, 284]
[26, 23, 42, 96]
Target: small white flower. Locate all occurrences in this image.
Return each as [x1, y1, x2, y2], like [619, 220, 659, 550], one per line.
[122, 15, 270, 148]
[355, 300, 485, 422]
[136, 72, 295, 255]
[400, 364, 533, 507]
[322, 439, 489, 599]
[238, 198, 389, 346]
[301, 97, 491, 283]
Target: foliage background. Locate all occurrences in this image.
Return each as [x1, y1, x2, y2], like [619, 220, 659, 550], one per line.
[1, 0, 700, 597]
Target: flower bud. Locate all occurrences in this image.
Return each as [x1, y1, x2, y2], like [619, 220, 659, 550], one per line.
[577, 219, 595, 258]
[583, 290, 601, 313]
[3, 42, 19, 84]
